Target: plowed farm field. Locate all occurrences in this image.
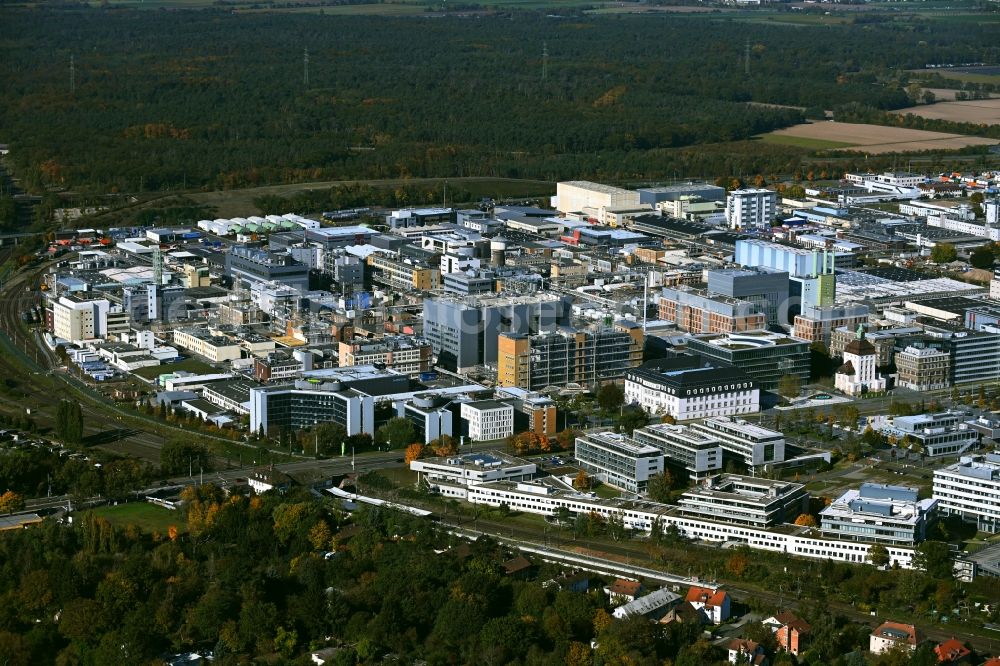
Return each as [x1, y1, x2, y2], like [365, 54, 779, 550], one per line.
[761, 121, 997, 154]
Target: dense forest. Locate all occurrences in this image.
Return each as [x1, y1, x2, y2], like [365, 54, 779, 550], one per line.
[1, 8, 998, 194]
[0, 484, 986, 666]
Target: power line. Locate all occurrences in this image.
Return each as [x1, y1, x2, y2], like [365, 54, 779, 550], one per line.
[542, 41, 548, 81]
[303, 47, 309, 87]
[70, 54, 75, 94]
[744, 39, 750, 76]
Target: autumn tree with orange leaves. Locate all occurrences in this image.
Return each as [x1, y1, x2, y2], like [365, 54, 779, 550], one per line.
[405, 443, 426, 464]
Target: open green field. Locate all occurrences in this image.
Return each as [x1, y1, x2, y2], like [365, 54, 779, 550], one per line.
[189, 177, 555, 217]
[89, 502, 182, 534]
[131, 358, 216, 381]
[910, 68, 1000, 86]
[757, 134, 854, 150]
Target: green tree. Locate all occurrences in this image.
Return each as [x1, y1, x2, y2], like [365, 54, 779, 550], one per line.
[778, 373, 802, 399]
[869, 543, 890, 567]
[646, 470, 674, 504]
[160, 439, 211, 477]
[314, 422, 347, 456]
[0, 195, 16, 232]
[616, 407, 649, 435]
[596, 383, 625, 413]
[913, 540, 953, 579]
[930, 242, 957, 264]
[970, 244, 995, 269]
[375, 417, 416, 449]
[55, 400, 84, 445]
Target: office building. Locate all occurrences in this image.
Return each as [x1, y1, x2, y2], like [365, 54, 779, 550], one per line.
[820, 483, 937, 547]
[684, 331, 810, 391]
[945, 329, 1000, 385]
[202, 379, 258, 415]
[574, 431, 665, 494]
[461, 400, 514, 442]
[726, 189, 777, 232]
[410, 451, 536, 495]
[253, 348, 324, 383]
[706, 267, 790, 326]
[423, 293, 572, 372]
[466, 480, 916, 568]
[677, 474, 808, 529]
[338, 336, 432, 375]
[172, 328, 243, 363]
[896, 346, 951, 391]
[497, 323, 644, 390]
[657, 286, 766, 334]
[495, 387, 559, 437]
[846, 171, 924, 194]
[632, 423, 723, 481]
[879, 411, 978, 458]
[933, 454, 1000, 533]
[690, 416, 785, 469]
[829, 326, 922, 367]
[624, 358, 759, 421]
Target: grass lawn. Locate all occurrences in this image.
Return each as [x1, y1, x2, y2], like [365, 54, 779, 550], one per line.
[381, 466, 418, 487]
[758, 134, 855, 150]
[593, 484, 621, 499]
[89, 502, 182, 534]
[131, 357, 217, 381]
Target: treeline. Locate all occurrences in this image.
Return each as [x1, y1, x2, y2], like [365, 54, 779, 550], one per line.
[2, 8, 997, 194]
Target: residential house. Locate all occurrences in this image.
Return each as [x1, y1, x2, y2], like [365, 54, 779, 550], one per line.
[604, 578, 642, 605]
[248, 468, 293, 495]
[869, 621, 920, 655]
[685, 585, 731, 624]
[763, 611, 811, 656]
[727, 639, 767, 665]
[503, 555, 534, 579]
[660, 601, 705, 626]
[934, 638, 971, 664]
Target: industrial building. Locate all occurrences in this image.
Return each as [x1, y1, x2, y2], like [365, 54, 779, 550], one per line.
[496, 323, 644, 390]
[657, 286, 766, 335]
[705, 267, 790, 326]
[422, 293, 573, 372]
